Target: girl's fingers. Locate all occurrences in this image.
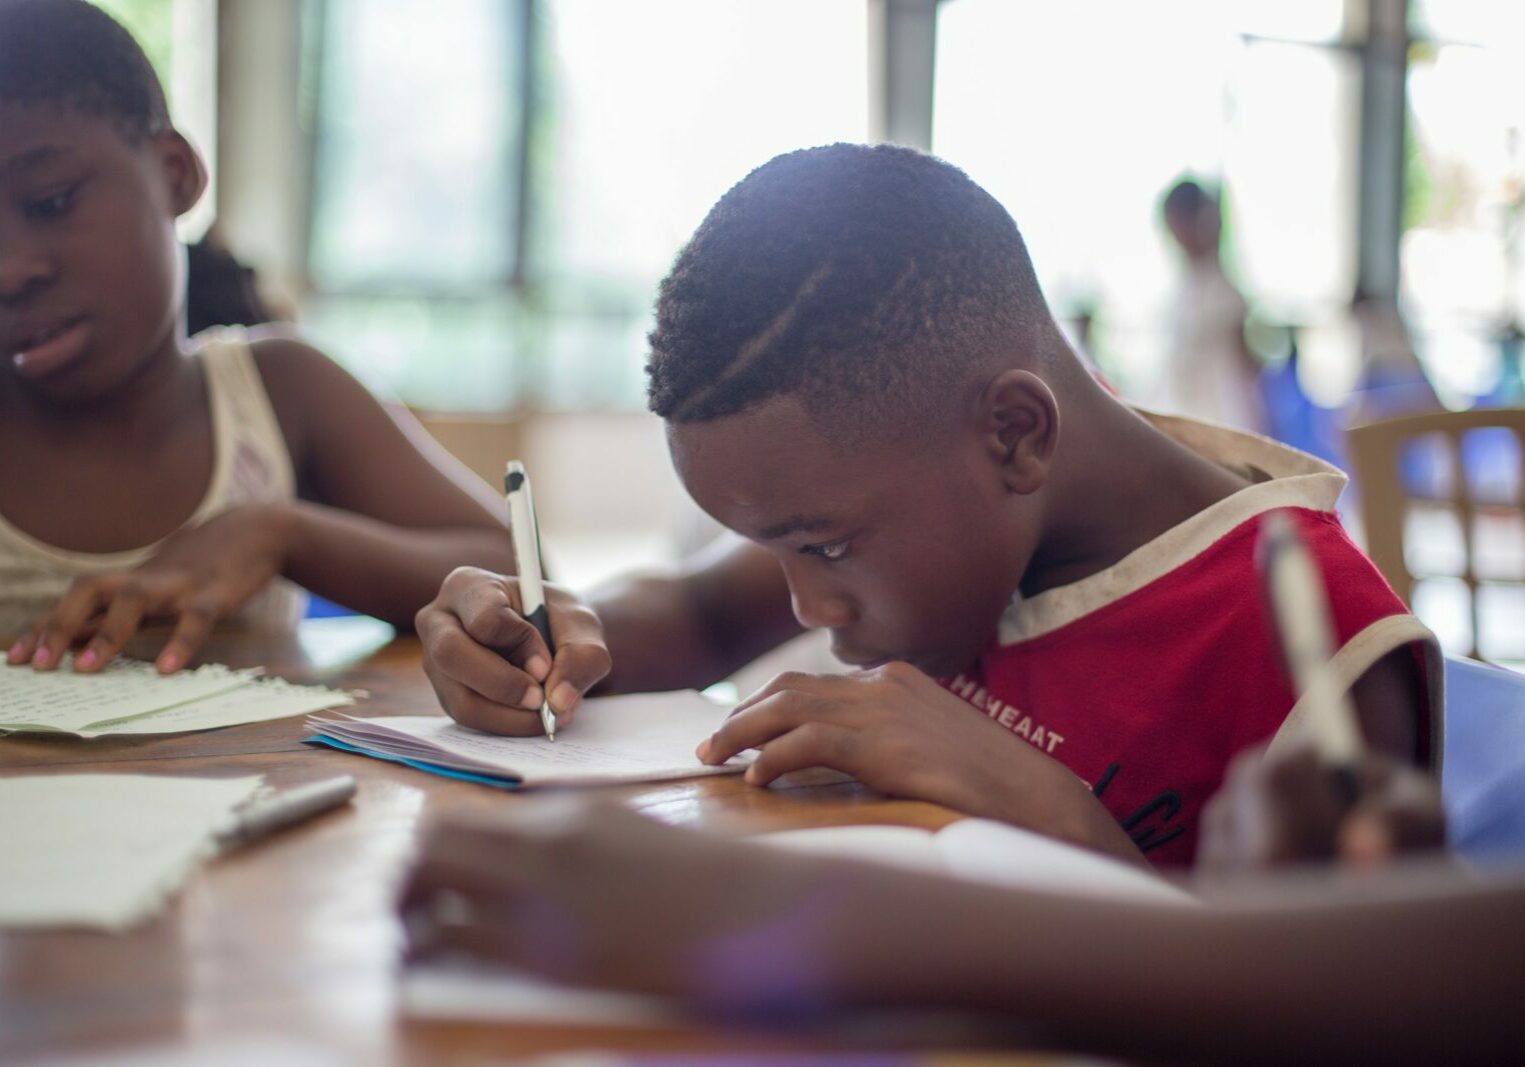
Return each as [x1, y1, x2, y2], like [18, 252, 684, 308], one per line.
[75, 588, 151, 671]
[155, 596, 220, 674]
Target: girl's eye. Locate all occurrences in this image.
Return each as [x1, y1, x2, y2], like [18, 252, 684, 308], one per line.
[802, 538, 852, 562]
[25, 185, 78, 221]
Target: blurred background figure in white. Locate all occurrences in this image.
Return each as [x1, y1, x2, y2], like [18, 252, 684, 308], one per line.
[1161, 178, 1267, 434]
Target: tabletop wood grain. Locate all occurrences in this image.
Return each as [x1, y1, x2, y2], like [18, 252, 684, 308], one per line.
[0, 619, 997, 1066]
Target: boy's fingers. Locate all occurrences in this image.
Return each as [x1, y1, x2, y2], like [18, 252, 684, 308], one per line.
[743, 721, 855, 786]
[155, 597, 219, 674]
[701, 691, 839, 765]
[733, 670, 857, 716]
[543, 641, 612, 719]
[443, 572, 551, 660]
[423, 664, 546, 737]
[424, 618, 545, 711]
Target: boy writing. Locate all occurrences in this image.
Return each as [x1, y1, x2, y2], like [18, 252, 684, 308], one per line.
[1, 0, 516, 672]
[416, 143, 1440, 868]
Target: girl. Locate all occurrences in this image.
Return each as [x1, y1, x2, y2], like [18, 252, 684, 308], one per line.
[1, 0, 515, 673]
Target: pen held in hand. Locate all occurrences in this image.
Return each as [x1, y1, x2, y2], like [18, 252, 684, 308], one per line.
[1258, 511, 1364, 805]
[505, 460, 557, 742]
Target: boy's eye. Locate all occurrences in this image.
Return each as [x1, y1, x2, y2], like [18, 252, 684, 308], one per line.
[24, 184, 79, 221]
[801, 538, 852, 562]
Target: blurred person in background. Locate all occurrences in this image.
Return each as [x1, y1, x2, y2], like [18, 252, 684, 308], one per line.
[1161, 178, 1266, 435]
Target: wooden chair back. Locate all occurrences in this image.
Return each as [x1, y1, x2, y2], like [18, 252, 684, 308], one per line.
[1346, 408, 1525, 660]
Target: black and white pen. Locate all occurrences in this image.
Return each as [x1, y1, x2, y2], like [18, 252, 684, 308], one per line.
[504, 460, 557, 741]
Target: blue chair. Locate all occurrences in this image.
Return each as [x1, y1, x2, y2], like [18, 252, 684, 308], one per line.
[1442, 655, 1525, 861]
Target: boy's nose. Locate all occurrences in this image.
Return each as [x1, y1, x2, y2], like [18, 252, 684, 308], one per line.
[787, 577, 857, 632]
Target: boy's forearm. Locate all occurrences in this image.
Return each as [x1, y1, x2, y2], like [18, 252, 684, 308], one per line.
[272, 501, 516, 628]
[587, 542, 801, 695]
[588, 570, 790, 693]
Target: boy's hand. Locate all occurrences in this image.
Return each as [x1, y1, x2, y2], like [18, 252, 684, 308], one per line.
[697, 662, 1142, 862]
[399, 798, 913, 1008]
[1199, 743, 1447, 874]
[4, 504, 292, 674]
[416, 566, 612, 736]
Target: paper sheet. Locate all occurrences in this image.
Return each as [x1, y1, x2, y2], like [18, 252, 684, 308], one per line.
[0, 774, 263, 929]
[88, 676, 356, 737]
[0, 658, 260, 733]
[309, 689, 749, 786]
[0, 657, 354, 737]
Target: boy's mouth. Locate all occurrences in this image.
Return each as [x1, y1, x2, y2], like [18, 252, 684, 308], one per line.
[9, 316, 90, 378]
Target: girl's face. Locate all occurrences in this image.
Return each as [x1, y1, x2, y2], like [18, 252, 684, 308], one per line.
[0, 104, 204, 406]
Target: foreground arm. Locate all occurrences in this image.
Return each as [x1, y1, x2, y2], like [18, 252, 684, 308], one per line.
[401, 800, 1523, 1065]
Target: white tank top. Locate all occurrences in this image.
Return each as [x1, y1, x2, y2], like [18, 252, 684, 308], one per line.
[0, 330, 307, 639]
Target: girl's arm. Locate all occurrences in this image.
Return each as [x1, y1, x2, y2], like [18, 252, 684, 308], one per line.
[254, 334, 516, 627]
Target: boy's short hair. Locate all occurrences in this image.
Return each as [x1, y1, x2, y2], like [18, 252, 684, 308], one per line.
[646, 143, 1054, 439]
[0, 0, 170, 140]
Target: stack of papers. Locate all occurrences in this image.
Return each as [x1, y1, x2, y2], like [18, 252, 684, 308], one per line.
[308, 689, 748, 787]
[0, 658, 356, 737]
[0, 773, 264, 929]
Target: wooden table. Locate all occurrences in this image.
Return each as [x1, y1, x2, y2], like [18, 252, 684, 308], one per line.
[0, 619, 998, 1066]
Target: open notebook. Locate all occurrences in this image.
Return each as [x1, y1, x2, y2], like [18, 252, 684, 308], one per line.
[306, 689, 749, 787]
[0, 657, 356, 738]
[405, 812, 1192, 1027]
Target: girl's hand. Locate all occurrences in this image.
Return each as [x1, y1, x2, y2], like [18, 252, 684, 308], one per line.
[4, 503, 293, 674]
[698, 662, 1146, 864]
[415, 566, 613, 736]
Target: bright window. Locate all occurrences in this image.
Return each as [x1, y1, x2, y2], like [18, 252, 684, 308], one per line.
[303, 0, 868, 411]
[933, 0, 1356, 401]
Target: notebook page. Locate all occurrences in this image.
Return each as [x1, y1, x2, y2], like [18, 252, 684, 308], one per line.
[310, 690, 749, 785]
[0, 774, 263, 929]
[0, 658, 261, 734]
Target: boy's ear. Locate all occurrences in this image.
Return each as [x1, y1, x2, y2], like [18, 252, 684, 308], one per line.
[153, 130, 208, 217]
[978, 369, 1059, 495]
